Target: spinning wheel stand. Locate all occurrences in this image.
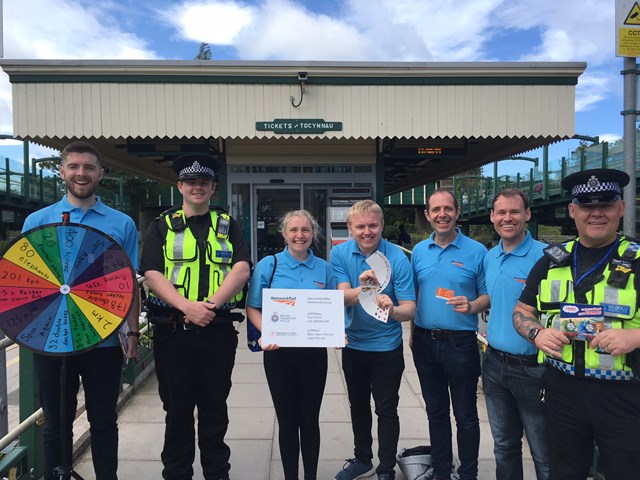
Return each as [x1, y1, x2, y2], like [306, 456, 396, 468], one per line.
[52, 356, 85, 480]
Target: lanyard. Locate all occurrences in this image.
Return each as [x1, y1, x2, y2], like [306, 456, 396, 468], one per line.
[573, 237, 619, 286]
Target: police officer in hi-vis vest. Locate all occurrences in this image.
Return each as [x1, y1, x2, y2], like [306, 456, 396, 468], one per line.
[513, 168, 640, 480]
[140, 155, 251, 480]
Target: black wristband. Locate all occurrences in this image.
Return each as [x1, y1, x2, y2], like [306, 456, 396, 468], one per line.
[126, 331, 141, 338]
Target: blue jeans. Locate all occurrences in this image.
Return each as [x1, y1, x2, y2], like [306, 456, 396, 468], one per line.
[342, 345, 404, 476]
[482, 349, 549, 480]
[412, 328, 480, 480]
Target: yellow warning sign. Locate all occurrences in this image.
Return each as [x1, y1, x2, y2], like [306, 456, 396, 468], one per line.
[625, 2, 640, 24]
[618, 28, 640, 56]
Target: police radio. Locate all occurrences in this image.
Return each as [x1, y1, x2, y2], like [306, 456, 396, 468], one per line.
[216, 215, 230, 238]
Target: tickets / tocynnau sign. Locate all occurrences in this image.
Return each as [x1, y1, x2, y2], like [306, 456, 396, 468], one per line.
[256, 119, 343, 134]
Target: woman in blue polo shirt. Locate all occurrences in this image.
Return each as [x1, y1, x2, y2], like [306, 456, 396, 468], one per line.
[247, 209, 336, 480]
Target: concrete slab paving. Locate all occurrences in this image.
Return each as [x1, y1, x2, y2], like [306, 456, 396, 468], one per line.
[72, 323, 540, 479]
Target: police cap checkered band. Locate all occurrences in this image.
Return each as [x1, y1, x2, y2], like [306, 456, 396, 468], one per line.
[172, 154, 219, 180]
[178, 160, 215, 180]
[561, 168, 629, 204]
[571, 180, 620, 196]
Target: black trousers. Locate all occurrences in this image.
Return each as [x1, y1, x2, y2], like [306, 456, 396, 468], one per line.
[264, 347, 327, 480]
[543, 365, 640, 480]
[341, 345, 404, 476]
[154, 323, 238, 480]
[34, 347, 123, 480]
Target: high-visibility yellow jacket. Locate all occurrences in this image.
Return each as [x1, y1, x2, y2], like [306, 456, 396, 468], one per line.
[153, 208, 243, 308]
[536, 237, 640, 381]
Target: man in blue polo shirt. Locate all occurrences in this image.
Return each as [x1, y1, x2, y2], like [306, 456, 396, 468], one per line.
[330, 200, 416, 480]
[22, 141, 139, 480]
[482, 189, 548, 480]
[411, 189, 488, 480]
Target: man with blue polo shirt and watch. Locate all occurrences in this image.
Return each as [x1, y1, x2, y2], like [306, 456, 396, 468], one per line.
[411, 189, 488, 480]
[482, 189, 548, 480]
[331, 199, 416, 480]
[22, 141, 140, 480]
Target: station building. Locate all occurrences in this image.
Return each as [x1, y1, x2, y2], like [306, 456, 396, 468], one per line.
[0, 60, 585, 262]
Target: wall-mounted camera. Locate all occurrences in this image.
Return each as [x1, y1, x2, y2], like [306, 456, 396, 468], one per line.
[297, 72, 308, 82]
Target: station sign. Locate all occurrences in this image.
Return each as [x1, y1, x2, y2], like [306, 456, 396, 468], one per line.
[256, 119, 343, 134]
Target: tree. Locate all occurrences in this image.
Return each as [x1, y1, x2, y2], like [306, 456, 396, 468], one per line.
[195, 42, 212, 60]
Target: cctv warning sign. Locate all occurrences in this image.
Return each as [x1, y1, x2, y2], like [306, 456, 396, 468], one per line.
[617, 1, 640, 56]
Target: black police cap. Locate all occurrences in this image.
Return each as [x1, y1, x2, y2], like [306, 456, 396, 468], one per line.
[172, 155, 220, 180]
[561, 168, 630, 205]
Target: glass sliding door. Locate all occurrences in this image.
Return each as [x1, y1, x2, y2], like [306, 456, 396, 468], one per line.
[254, 186, 301, 262]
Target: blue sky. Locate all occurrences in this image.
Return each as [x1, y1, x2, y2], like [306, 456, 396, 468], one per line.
[0, 0, 627, 176]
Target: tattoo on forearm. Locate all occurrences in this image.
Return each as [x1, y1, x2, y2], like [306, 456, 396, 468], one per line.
[513, 303, 543, 340]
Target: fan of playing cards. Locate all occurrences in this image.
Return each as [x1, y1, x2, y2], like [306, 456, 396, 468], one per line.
[358, 251, 392, 322]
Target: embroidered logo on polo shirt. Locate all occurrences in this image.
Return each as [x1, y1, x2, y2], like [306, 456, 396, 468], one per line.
[514, 277, 526, 284]
[451, 261, 464, 267]
[313, 281, 325, 288]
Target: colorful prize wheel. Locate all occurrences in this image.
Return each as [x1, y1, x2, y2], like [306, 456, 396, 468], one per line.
[0, 223, 136, 356]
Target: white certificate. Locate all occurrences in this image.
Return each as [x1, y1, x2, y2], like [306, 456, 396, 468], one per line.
[261, 288, 345, 348]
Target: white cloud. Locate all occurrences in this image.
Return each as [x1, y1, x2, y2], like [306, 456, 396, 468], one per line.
[344, 0, 505, 61]
[4, 0, 158, 60]
[161, 1, 255, 45]
[165, 0, 374, 60]
[497, 0, 614, 65]
[236, 0, 371, 60]
[599, 133, 622, 144]
[0, 0, 160, 138]
[575, 71, 617, 112]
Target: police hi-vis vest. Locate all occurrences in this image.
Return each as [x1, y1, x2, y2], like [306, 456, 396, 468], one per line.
[157, 208, 243, 308]
[536, 237, 640, 381]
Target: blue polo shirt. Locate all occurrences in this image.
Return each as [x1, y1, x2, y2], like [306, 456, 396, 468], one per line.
[484, 231, 545, 355]
[330, 238, 415, 352]
[247, 247, 336, 307]
[22, 195, 139, 348]
[413, 228, 487, 331]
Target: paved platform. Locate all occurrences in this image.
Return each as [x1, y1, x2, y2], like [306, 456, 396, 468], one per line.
[75, 323, 537, 479]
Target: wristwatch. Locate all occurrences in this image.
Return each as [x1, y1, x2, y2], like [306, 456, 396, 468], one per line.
[126, 331, 141, 338]
[528, 328, 542, 342]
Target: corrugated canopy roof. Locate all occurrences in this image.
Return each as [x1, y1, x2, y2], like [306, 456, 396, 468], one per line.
[0, 60, 585, 193]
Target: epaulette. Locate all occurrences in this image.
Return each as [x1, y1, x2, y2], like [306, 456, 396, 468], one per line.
[606, 235, 639, 289]
[209, 205, 229, 214]
[621, 233, 640, 244]
[156, 205, 181, 220]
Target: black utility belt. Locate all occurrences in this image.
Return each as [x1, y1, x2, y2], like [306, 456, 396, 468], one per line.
[415, 326, 476, 340]
[148, 310, 244, 328]
[488, 345, 539, 367]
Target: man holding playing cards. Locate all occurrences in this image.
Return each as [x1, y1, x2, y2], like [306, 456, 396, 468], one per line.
[411, 189, 488, 480]
[330, 199, 416, 480]
[513, 168, 640, 479]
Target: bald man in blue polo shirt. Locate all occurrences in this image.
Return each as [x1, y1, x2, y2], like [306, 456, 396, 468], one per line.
[482, 189, 548, 480]
[411, 189, 488, 480]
